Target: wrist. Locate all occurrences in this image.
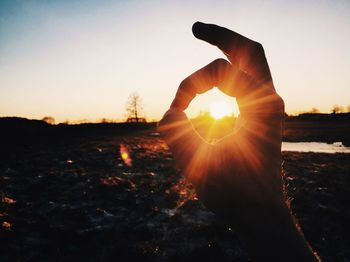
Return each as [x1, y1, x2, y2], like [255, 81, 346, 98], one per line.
[233, 202, 320, 262]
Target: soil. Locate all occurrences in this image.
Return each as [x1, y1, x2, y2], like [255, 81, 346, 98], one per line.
[1, 131, 349, 261]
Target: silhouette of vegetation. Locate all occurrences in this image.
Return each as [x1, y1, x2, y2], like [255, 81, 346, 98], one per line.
[0, 117, 155, 148]
[308, 107, 320, 113]
[99, 118, 116, 123]
[1, 110, 350, 147]
[125, 93, 146, 123]
[187, 110, 350, 145]
[331, 104, 344, 114]
[284, 112, 350, 146]
[191, 110, 237, 142]
[42, 116, 55, 125]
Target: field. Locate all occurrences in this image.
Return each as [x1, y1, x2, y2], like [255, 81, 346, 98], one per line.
[1, 118, 350, 261]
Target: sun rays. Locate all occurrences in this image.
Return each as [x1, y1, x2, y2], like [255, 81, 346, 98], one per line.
[209, 101, 234, 119]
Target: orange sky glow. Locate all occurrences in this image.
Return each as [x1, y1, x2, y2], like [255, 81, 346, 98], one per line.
[1, 0, 350, 122]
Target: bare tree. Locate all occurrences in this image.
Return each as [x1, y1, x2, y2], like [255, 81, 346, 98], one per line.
[125, 93, 145, 123]
[42, 116, 55, 125]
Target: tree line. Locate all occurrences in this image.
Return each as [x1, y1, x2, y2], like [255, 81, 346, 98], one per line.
[40, 95, 350, 125]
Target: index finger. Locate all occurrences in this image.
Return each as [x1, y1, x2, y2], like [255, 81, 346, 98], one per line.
[192, 22, 273, 84]
[192, 22, 253, 60]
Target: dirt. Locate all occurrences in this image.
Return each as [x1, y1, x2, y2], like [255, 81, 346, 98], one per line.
[1, 131, 349, 261]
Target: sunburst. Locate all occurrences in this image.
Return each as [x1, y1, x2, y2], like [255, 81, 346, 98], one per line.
[209, 101, 234, 119]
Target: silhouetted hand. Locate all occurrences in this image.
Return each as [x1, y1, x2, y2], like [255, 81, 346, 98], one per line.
[159, 22, 320, 262]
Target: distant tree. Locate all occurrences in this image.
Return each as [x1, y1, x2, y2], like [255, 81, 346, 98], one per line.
[331, 104, 344, 114]
[347, 105, 350, 113]
[309, 107, 320, 114]
[42, 116, 55, 125]
[125, 93, 144, 123]
[196, 109, 212, 119]
[76, 119, 89, 124]
[99, 118, 115, 123]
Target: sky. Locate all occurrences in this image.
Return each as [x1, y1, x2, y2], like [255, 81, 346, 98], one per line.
[1, 0, 350, 122]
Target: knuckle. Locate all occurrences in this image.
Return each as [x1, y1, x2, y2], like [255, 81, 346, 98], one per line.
[252, 41, 265, 53]
[180, 77, 191, 88]
[179, 77, 196, 95]
[213, 58, 230, 67]
[274, 94, 285, 111]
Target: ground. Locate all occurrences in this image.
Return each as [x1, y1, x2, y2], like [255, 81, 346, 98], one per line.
[1, 131, 349, 261]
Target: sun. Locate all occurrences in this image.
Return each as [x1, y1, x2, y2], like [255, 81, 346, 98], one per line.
[209, 101, 234, 119]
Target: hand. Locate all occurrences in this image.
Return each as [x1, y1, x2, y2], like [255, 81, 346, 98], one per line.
[159, 22, 320, 262]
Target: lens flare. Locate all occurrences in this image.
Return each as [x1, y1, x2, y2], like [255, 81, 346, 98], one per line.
[121, 152, 128, 161]
[119, 144, 132, 166]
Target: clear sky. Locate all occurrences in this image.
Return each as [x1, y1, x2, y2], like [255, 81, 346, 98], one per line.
[1, 0, 350, 122]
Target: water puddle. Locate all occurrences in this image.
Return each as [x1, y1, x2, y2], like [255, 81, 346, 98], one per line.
[282, 142, 350, 153]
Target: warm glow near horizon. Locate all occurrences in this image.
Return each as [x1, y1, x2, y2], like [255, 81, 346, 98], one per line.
[1, 0, 350, 123]
[210, 101, 235, 119]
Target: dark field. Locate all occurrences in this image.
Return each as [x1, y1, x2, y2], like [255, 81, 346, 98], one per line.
[1, 118, 350, 261]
